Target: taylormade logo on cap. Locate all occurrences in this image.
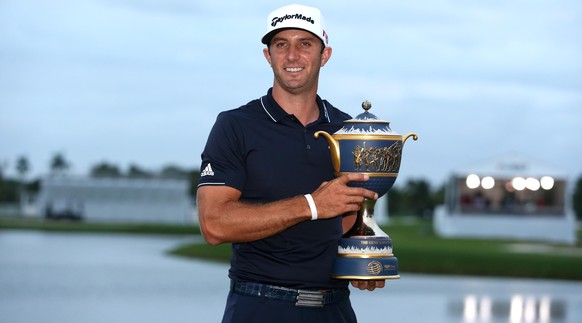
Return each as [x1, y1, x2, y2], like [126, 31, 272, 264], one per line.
[261, 4, 329, 47]
[271, 14, 315, 27]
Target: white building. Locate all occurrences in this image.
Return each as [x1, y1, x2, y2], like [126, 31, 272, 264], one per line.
[434, 154, 577, 245]
[36, 176, 194, 224]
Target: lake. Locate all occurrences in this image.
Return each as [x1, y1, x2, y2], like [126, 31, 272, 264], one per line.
[1, 230, 581, 322]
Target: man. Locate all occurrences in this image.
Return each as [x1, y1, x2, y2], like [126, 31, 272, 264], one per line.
[197, 4, 384, 322]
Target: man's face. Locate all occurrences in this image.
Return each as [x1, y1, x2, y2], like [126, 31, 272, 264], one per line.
[263, 29, 332, 95]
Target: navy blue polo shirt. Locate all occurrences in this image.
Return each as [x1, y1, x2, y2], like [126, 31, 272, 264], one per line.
[198, 88, 351, 289]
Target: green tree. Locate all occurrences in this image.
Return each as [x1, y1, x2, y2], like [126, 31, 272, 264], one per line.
[127, 164, 153, 178]
[0, 178, 18, 202]
[387, 187, 403, 215]
[50, 152, 70, 176]
[189, 169, 201, 200]
[160, 165, 189, 179]
[15, 155, 30, 200]
[573, 175, 582, 221]
[432, 184, 445, 209]
[16, 155, 30, 181]
[402, 178, 434, 217]
[0, 160, 6, 180]
[90, 162, 122, 178]
[387, 180, 445, 217]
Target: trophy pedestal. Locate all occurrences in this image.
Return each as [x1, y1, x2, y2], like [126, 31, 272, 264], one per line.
[332, 236, 399, 280]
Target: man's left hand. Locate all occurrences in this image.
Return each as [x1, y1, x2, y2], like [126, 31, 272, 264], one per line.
[350, 280, 385, 291]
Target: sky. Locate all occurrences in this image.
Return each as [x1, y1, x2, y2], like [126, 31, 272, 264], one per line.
[1, 0, 581, 188]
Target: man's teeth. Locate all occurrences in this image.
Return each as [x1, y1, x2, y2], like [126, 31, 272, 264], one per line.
[286, 67, 303, 72]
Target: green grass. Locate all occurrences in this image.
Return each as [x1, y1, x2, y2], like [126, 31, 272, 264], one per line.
[386, 221, 582, 280]
[0, 216, 201, 235]
[3, 215, 581, 281]
[170, 218, 582, 281]
[170, 241, 233, 263]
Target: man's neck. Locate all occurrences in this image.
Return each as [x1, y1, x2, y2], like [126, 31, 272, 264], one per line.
[271, 86, 320, 126]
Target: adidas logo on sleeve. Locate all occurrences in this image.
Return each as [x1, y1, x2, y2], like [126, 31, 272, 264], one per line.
[201, 163, 215, 177]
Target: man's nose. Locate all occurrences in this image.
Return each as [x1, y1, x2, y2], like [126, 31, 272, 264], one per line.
[286, 45, 299, 61]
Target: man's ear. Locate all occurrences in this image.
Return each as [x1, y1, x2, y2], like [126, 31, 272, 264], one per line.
[321, 47, 332, 67]
[263, 47, 272, 66]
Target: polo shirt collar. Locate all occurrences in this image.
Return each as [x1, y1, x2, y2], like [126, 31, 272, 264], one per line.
[260, 88, 331, 124]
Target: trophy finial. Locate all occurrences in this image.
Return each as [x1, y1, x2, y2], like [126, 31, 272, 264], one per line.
[362, 100, 372, 112]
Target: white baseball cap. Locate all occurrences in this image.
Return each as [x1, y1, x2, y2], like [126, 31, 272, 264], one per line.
[261, 4, 329, 47]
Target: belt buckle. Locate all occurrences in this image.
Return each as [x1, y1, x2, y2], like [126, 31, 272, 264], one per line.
[295, 289, 325, 308]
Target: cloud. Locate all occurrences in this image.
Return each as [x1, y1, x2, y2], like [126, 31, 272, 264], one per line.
[1, 0, 581, 184]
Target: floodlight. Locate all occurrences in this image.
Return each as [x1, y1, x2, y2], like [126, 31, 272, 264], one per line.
[540, 176, 554, 190]
[481, 176, 495, 189]
[512, 177, 526, 191]
[525, 177, 540, 191]
[466, 174, 480, 189]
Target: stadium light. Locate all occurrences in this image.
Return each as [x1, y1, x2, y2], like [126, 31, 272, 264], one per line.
[466, 174, 480, 189]
[512, 177, 526, 191]
[540, 176, 554, 190]
[481, 176, 495, 189]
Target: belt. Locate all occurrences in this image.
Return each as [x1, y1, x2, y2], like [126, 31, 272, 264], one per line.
[230, 280, 350, 308]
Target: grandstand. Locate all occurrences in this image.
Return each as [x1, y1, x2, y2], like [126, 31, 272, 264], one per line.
[36, 176, 194, 224]
[434, 154, 577, 244]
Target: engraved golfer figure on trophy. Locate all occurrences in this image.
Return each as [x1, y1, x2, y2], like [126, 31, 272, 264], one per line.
[315, 101, 417, 279]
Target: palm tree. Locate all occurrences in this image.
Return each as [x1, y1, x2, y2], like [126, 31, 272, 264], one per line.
[15, 155, 31, 202]
[16, 155, 30, 181]
[50, 152, 70, 177]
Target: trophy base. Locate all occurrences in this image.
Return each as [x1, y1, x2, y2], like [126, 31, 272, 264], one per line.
[332, 236, 399, 280]
[332, 255, 399, 280]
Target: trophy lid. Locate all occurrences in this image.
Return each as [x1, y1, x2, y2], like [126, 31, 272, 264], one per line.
[335, 100, 396, 135]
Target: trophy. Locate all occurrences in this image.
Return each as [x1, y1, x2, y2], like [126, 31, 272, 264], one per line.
[315, 101, 417, 280]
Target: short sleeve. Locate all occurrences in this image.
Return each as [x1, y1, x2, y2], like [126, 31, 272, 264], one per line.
[197, 111, 246, 191]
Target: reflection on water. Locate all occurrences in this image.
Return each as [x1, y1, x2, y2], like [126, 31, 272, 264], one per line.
[452, 295, 566, 322]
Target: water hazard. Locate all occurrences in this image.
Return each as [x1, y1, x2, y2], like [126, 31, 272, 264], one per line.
[1, 230, 580, 322]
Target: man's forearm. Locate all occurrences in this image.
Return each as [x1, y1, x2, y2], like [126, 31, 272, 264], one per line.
[198, 191, 312, 245]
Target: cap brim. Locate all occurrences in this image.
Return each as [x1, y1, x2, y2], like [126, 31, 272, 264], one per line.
[261, 28, 325, 47]
[261, 29, 284, 45]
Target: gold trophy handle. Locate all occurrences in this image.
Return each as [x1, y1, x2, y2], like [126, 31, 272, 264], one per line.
[402, 133, 418, 145]
[314, 131, 341, 173]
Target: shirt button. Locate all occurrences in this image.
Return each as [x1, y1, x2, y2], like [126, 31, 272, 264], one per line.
[306, 145, 311, 150]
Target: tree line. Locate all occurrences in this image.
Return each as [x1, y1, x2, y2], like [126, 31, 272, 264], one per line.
[1, 153, 581, 220]
[0, 153, 201, 202]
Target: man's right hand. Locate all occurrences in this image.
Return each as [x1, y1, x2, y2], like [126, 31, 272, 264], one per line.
[310, 173, 378, 220]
